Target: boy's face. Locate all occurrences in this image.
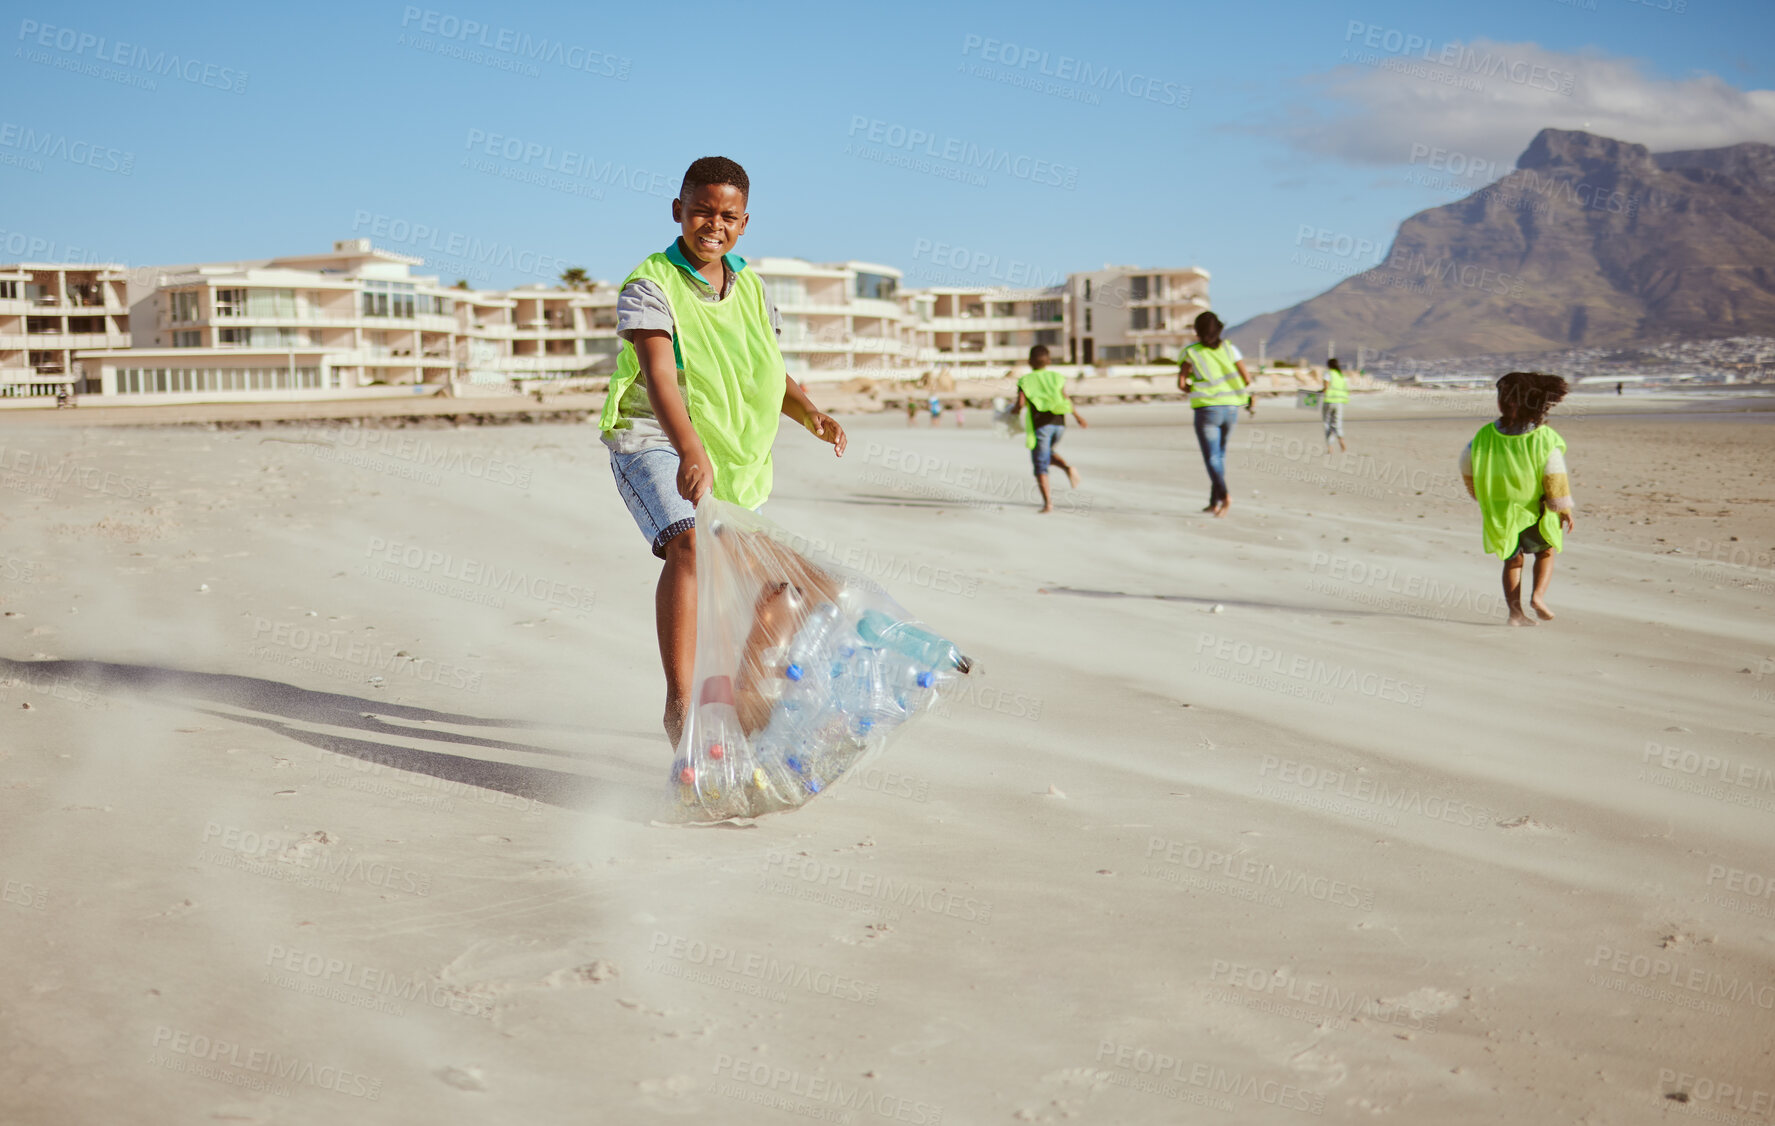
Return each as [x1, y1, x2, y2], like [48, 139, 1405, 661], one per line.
[672, 183, 748, 266]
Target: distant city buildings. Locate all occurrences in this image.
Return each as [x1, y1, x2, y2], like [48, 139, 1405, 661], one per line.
[1, 239, 1216, 403]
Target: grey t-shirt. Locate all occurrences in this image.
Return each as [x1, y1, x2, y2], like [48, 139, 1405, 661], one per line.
[601, 265, 783, 455]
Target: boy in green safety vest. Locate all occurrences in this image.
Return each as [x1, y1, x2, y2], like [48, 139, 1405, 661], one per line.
[1458, 372, 1575, 627]
[600, 156, 847, 748]
[1012, 344, 1087, 513]
[1320, 358, 1350, 453]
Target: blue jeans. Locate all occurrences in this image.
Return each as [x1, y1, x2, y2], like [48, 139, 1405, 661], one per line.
[1193, 405, 1239, 505]
[1030, 423, 1064, 476]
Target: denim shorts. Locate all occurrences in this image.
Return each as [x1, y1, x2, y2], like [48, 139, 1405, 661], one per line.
[608, 445, 695, 558]
[1030, 423, 1064, 475]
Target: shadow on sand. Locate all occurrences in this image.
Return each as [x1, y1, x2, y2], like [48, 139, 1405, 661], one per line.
[0, 656, 661, 816]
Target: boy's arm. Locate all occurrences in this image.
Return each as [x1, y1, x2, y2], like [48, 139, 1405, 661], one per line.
[633, 329, 715, 502]
[781, 375, 846, 456]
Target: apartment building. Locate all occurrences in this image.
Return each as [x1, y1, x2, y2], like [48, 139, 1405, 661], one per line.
[1065, 266, 1211, 365]
[0, 263, 131, 396]
[75, 240, 620, 400]
[753, 258, 907, 377]
[900, 285, 1066, 372]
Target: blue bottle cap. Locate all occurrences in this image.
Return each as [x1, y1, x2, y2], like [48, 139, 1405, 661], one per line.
[786, 663, 804, 681]
[917, 671, 935, 688]
[787, 756, 806, 774]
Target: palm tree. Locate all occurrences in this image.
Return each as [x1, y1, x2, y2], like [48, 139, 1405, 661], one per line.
[451, 279, 470, 290]
[559, 267, 590, 292]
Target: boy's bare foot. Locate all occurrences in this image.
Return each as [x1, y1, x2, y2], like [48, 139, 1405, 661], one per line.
[1202, 504, 1217, 513]
[1213, 500, 1229, 518]
[1531, 599, 1555, 621]
[1065, 466, 1081, 488]
[1038, 504, 1054, 514]
[664, 698, 688, 751]
[1507, 610, 1537, 627]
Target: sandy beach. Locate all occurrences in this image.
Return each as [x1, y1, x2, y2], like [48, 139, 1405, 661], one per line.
[2, 389, 1772, 1124]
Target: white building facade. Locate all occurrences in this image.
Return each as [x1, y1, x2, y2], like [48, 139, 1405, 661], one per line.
[0, 263, 131, 396]
[1065, 266, 1211, 365]
[16, 239, 1214, 403]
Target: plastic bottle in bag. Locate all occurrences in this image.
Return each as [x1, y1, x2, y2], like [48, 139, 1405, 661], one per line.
[682, 676, 752, 818]
[855, 609, 972, 673]
[783, 602, 841, 684]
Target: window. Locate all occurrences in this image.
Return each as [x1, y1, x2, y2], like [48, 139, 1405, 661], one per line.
[362, 280, 417, 318]
[68, 316, 103, 334]
[1131, 276, 1149, 301]
[218, 328, 250, 346]
[247, 289, 296, 319]
[854, 272, 897, 301]
[1083, 279, 1091, 301]
[1084, 308, 1092, 332]
[168, 290, 200, 322]
[173, 331, 200, 347]
[764, 277, 805, 309]
[1130, 308, 1149, 331]
[0, 281, 17, 300]
[1033, 300, 1061, 323]
[1036, 329, 1059, 347]
[215, 289, 246, 317]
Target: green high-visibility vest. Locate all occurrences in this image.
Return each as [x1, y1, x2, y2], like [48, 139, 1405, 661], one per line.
[1469, 422, 1566, 559]
[1324, 369, 1349, 404]
[1017, 367, 1072, 449]
[1180, 342, 1246, 408]
[600, 249, 785, 508]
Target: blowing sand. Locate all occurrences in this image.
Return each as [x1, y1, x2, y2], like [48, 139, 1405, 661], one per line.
[1, 391, 1772, 1124]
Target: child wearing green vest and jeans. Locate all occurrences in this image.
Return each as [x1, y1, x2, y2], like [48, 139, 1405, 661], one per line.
[1178, 311, 1252, 518]
[1320, 357, 1350, 453]
[1459, 372, 1575, 626]
[601, 157, 847, 747]
[1013, 345, 1087, 513]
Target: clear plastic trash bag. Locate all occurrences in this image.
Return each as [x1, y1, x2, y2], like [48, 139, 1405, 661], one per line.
[668, 495, 974, 822]
[990, 396, 1021, 438]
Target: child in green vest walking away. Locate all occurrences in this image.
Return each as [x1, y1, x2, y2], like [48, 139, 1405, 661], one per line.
[600, 156, 847, 747]
[1013, 345, 1087, 513]
[1459, 372, 1575, 626]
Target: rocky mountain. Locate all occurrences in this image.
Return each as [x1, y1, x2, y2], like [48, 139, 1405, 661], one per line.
[1231, 129, 1775, 361]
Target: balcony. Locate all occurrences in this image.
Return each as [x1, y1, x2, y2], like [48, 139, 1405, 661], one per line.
[498, 355, 604, 373]
[924, 315, 1051, 334]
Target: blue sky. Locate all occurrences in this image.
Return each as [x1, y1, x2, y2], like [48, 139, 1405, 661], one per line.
[4, 0, 1772, 324]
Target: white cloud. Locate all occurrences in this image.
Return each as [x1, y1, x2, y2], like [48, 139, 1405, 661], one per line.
[1273, 39, 1775, 168]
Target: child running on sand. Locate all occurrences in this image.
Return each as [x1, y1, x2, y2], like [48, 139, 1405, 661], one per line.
[599, 156, 847, 747]
[1013, 345, 1087, 513]
[1459, 372, 1575, 626]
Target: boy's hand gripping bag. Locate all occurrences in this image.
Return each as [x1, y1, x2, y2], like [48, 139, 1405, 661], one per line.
[669, 496, 974, 822]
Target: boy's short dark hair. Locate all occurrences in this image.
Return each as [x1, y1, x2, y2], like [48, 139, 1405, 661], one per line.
[681, 156, 749, 200]
[1497, 371, 1569, 426]
[1028, 344, 1050, 365]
